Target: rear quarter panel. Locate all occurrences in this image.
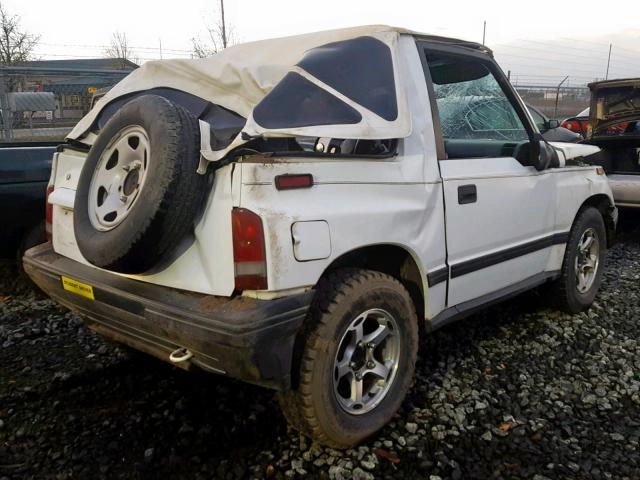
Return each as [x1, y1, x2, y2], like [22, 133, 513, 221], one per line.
[237, 148, 448, 318]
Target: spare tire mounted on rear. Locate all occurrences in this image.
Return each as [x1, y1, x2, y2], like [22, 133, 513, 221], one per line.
[74, 94, 210, 274]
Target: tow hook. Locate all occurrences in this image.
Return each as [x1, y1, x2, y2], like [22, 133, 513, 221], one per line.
[169, 347, 193, 364]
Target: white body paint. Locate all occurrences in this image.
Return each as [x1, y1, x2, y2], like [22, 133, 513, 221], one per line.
[48, 35, 614, 322]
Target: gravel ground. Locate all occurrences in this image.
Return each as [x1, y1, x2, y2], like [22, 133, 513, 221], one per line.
[1, 213, 639, 480]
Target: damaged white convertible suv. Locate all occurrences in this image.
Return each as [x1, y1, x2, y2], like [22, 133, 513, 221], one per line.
[25, 26, 617, 447]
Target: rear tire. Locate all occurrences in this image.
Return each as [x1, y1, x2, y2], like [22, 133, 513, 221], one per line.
[278, 268, 419, 448]
[548, 207, 606, 313]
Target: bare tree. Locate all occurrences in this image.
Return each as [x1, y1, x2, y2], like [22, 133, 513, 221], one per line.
[104, 32, 139, 67]
[191, 0, 236, 58]
[0, 3, 39, 65]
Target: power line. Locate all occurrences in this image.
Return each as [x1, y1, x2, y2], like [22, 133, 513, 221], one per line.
[495, 52, 630, 69]
[496, 60, 617, 76]
[516, 39, 610, 54]
[31, 52, 192, 62]
[496, 38, 640, 64]
[557, 37, 640, 58]
[39, 42, 192, 54]
[494, 44, 605, 61]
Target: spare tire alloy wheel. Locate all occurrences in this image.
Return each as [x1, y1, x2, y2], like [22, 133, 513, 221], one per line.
[333, 308, 400, 414]
[88, 125, 150, 231]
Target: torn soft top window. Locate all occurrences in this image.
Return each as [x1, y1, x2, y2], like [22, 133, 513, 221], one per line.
[246, 33, 405, 140]
[296, 36, 398, 121]
[253, 36, 399, 129]
[253, 72, 363, 128]
[201, 104, 247, 151]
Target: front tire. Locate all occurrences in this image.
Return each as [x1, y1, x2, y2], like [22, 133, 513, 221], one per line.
[549, 206, 607, 313]
[278, 268, 419, 448]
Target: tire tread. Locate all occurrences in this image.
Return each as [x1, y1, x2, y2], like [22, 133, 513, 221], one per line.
[278, 268, 418, 448]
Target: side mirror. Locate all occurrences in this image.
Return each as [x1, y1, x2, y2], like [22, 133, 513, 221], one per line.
[533, 140, 559, 171]
[545, 119, 560, 130]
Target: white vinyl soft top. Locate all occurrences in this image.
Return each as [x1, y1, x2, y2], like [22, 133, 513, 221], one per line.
[67, 25, 485, 162]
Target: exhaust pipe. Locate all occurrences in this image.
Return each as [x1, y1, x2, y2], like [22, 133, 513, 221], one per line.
[169, 347, 193, 364]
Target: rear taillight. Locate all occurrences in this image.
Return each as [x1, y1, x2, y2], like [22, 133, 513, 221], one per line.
[578, 120, 590, 136]
[561, 119, 589, 137]
[607, 122, 627, 133]
[231, 208, 267, 291]
[45, 185, 54, 242]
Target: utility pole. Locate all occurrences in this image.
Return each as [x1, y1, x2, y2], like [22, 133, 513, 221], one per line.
[159, 38, 163, 59]
[554, 75, 569, 119]
[0, 70, 13, 140]
[482, 20, 486, 45]
[220, 0, 227, 49]
[605, 43, 612, 80]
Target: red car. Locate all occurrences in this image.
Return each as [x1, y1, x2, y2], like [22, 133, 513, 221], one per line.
[561, 107, 590, 137]
[562, 107, 628, 137]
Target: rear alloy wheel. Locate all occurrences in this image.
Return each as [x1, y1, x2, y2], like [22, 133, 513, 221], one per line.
[278, 268, 418, 448]
[333, 308, 401, 415]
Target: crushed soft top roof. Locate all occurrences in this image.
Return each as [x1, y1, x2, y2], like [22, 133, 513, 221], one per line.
[68, 25, 486, 162]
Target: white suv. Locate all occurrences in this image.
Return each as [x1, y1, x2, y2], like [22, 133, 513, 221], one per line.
[24, 26, 617, 448]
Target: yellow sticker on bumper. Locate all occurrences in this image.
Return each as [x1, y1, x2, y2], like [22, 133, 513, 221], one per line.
[61, 276, 95, 300]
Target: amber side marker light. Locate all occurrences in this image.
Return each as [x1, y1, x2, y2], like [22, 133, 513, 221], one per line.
[275, 174, 314, 190]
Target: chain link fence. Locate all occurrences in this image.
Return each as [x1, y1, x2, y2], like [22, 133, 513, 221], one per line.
[0, 62, 591, 142]
[515, 85, 590, 120]
[0, 63, 135, 142]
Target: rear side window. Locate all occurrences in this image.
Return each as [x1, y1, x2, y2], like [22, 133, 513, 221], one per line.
[297, 36, 398, 121]
[253, 72, 362, 129]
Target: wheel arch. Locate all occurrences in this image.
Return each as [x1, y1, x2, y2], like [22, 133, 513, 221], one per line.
[319, 243, 428, 323]
[577, 194, 616, 247]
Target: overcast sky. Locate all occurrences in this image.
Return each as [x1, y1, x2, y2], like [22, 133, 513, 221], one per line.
[7, 0, 640, 86]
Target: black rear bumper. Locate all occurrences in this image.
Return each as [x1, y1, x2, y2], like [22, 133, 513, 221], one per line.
[23, 243, 313, 390]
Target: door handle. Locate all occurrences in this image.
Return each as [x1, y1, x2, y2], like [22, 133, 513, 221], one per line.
[458, 184, 477, 204]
